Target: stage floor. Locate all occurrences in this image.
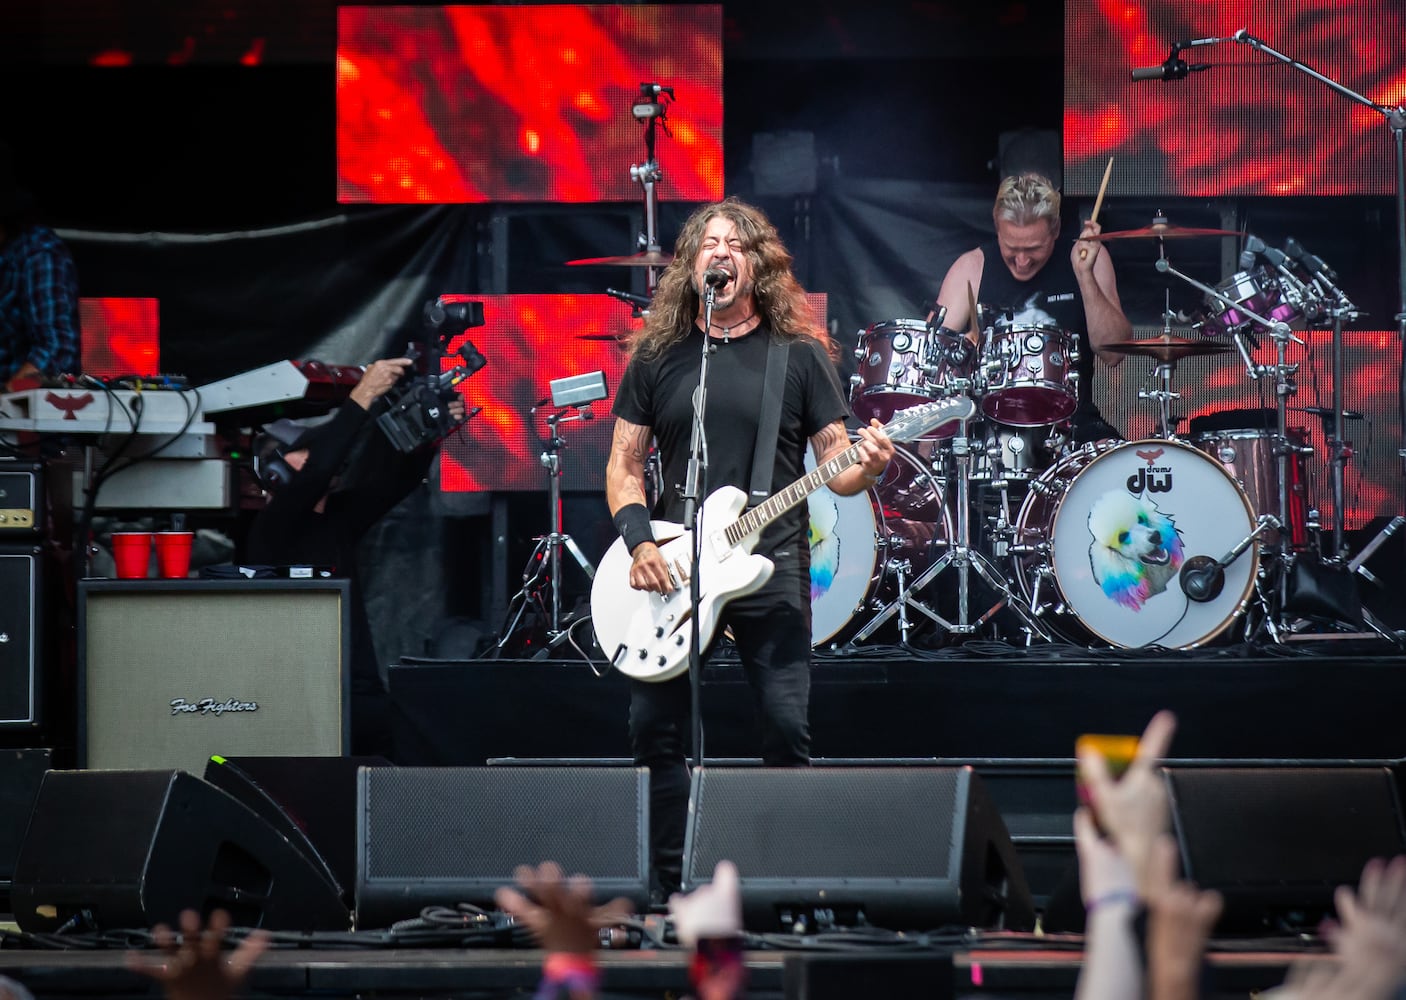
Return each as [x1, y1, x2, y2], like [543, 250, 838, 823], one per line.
[0, 640, 1398, 998]
[0, 935, 1331, 998]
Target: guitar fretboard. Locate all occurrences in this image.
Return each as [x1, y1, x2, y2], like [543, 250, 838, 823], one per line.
[724, 445, 862, 547]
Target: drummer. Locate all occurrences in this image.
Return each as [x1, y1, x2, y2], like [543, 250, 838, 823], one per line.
[933, 172, 1130, 443]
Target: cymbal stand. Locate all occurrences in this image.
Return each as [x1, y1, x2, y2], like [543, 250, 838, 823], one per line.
[843, 411, 1051, 646]
[1154, 256, 1307, 628]
[1318, 288, 1361, 560]
[1137, 357, 1182, 439]
[496, 405, 598, 652]
[629, 82, 674, 295]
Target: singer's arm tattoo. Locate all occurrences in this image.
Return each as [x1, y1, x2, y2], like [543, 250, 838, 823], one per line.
[606, 418, 654, 512]
[810, 421, 849, 463]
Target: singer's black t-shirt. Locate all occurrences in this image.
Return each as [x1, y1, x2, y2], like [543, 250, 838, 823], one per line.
[612, 324, 849, 557]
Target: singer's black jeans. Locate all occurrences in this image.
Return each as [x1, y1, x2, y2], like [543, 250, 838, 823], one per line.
[627, 550, 812, 898]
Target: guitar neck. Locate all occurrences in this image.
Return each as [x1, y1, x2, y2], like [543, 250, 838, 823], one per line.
[724, 443, 864, 547]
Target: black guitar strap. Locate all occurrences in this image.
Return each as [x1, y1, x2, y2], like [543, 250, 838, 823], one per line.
[747, 333, 790, 510]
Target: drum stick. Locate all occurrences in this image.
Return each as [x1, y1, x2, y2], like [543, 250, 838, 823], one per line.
[966, 280, 981, 344]
[1079, 156, 1114, 261]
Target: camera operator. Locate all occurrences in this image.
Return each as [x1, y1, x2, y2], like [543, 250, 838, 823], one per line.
[246, 357, 465, 756]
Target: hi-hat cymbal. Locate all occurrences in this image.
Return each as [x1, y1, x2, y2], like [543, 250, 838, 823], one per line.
[1089, 223, 1243, 242]
[1105, 334, 1233, 362]
[566, 250, 674, 267]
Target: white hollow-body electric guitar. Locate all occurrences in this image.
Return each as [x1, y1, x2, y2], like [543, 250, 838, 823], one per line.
[591, 397, 974, 682]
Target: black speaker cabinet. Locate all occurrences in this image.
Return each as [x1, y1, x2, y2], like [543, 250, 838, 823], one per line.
[204, 754, 391, 907]
[77, 579, 350, 773]
[1166, 765, 1406, 932]
[0, 747, 51, 908]
[684, 766, 1035, 932]
[0, 546, 42, 731]
[355, 766, 650, 929]
[11, 769, 349, 931]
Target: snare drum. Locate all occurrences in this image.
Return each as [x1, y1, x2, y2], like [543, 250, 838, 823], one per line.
[852, 319, 974, 438]
[968, 423, 1062, 483]
[1011, 439, 1258, 649]
[1189, 409, 1312, 549]
[979, 323, 1078, 426]
[807, 442, 950, 647]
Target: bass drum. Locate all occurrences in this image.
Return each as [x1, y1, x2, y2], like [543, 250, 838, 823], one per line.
[806, 441, 951, 647]
[1010, 439, 1258, 649]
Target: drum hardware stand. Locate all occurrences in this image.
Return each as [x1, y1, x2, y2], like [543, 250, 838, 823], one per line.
[496, 403, 599, 653]
[1137, 356, 1183, 440]
[1154, 257, 1304, 563]
[843, 412, 1051, 646]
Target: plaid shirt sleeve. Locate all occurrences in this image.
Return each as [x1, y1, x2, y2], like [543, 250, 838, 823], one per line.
[16, 230, 81, 376]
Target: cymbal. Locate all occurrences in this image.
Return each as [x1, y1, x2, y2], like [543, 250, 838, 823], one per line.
[1089, 223, 1243, 242]
[566, 250, 674, 267]
[1104, 334, 1234, 362]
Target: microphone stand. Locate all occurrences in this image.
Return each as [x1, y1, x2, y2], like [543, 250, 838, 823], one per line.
[682, 286, 717, 770]
[1230, 30, 1406, 566]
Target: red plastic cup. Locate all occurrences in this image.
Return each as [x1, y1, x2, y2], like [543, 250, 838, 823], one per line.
[111, 532, 153, 579]
[154, 531, 195, 579]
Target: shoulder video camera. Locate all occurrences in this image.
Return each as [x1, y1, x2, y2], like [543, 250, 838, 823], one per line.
[376, 296, 488, 453]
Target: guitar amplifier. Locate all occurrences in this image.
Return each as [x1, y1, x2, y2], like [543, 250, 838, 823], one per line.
[0, 461, 41, 536]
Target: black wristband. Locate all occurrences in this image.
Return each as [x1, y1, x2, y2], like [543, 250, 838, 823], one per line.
[612, 503, 654, 554]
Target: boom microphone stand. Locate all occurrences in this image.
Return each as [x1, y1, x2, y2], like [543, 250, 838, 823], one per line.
[1227, 29, 1406, 569]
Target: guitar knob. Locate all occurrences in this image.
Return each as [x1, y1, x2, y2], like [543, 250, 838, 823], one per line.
[654, 626, 665, 638]
[657, 656, 667, 667]
[675, 635, 685, 646]
[638, 649, 648, 659]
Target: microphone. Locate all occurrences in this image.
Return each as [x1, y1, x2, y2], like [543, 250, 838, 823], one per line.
[703, 267, 731, 289]
[1178, 556, 1225, 603]
[606, 287, 652, 309]
[1178, 516, 1278, 603]
[1130, 51, 1211, 82]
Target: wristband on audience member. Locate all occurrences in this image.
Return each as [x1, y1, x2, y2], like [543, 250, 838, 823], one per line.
[613, 503, 654, 554]
[537, 952, 600, 999]
[1085, 888, 1140, 914]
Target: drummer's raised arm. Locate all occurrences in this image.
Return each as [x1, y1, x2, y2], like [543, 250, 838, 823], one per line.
[934, 248, 985, 340]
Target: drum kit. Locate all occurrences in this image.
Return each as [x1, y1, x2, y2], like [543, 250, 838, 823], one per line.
[810, 217, 1402, 652]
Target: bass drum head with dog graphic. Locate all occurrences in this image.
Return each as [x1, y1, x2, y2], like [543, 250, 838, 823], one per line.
[1012, 439, 1257, 649]
[806, 441, 950, 648]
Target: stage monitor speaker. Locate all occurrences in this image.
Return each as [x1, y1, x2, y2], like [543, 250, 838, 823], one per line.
[1166, 765, 1406, 932]
[204, 754, 391, 908]
[77, 579, 350, 774]
[355, 766, 649, 929]
[684, 766, 1035, 932]
[10, 769, 349, 932]
[0, 546, 42, 731]
[0, 747, 51, 910]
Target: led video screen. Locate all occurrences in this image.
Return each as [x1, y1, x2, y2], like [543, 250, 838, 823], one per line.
[78, 298, 161, 378]
[33, 0, 330, 65]
[337, 5, 723, 204]
[1064, 0, 1406, 196]
[440, 293, 829, 492]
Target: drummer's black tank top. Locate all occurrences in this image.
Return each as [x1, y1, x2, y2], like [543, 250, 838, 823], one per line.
[978, 238, 1095, 413]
